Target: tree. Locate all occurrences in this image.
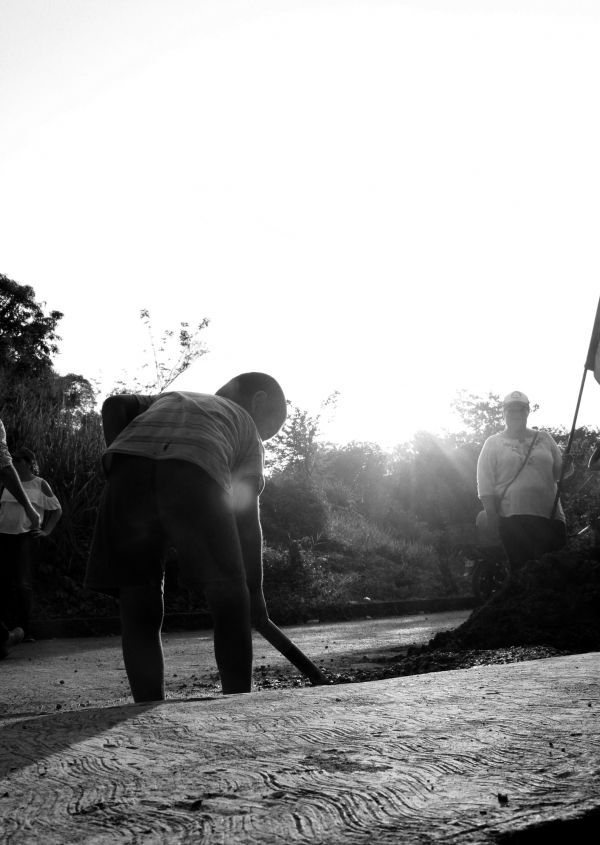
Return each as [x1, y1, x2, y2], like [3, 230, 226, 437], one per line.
[265, 392, 338, 477]
[322, 441, 390, 520]
[260, 474, 329, 544]
[265, 403, 321, 477]
[390, 431, 479, 529]
[0, 274, 95, 420]
[56, 373, 97, 415]
[0, 273, 63, 379]
[112, 309, 210, 394]
[451, 389, 539, 444]
[451, 391, 504, 441]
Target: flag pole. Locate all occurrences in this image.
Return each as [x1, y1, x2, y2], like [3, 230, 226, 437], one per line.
[551, 295, 600, 519]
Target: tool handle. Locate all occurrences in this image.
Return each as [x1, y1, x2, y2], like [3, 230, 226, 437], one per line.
[256, 619, 330, 685]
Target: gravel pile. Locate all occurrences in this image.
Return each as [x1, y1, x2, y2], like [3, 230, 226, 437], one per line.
[287, 549, 600, 688]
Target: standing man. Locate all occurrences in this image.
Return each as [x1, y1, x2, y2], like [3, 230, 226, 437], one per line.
[477, 391, 567, 572]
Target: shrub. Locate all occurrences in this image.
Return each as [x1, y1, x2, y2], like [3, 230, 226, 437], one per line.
[262, 543, 359, 622]
[260, 471, 329, 545]
[321, 509, 462, 600]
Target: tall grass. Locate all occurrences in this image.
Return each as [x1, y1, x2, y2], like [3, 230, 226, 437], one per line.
[1, 383, 115, 617]
[262, 543, 360, 622]
[327, 509, 407, 556]
[324, 509, 460, 599]
[1, 380, 468, 623]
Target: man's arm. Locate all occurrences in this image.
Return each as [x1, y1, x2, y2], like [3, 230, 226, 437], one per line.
[476, 439, 500, 534]
[479, 494, 500, 535]
[101, 395, 145, 446]
[233, 482, 268, 627]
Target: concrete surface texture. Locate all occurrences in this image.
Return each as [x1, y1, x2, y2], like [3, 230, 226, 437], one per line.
[1, 651, 599, 844]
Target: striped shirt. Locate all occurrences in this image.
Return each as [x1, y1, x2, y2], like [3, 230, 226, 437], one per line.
[105, 391, 265, 494]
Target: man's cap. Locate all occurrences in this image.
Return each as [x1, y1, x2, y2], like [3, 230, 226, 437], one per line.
[502, 390, 530, 407]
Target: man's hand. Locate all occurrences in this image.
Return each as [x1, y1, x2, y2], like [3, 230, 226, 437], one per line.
[476, 496, 501, 546]
[476, 509, 500, 547]
[484, 511, 499, 534]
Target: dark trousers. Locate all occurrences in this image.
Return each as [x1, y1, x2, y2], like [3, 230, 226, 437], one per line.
[85, 455, 247, 595]
[0, 533, 37, 633]
[498, 515, 566, 571]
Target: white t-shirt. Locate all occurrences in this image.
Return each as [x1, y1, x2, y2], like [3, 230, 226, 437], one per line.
[0, 420, 13, 470]
[476, 429, 564, 522]
[0, 476, 61, 534]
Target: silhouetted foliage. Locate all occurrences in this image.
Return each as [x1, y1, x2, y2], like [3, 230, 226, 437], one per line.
[0, 273, 62, 379]
[265, 404, 322, 477]
[260, 472, 329, 545]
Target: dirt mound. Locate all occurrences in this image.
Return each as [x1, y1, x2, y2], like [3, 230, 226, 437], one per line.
[428, 549, 600, 653]
[265, 551, 600, 688]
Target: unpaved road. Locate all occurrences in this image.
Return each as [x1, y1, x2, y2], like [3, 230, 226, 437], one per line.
[0, 610, 470, 716]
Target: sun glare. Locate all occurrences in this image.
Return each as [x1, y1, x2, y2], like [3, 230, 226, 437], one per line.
[2, 1, 600, 449]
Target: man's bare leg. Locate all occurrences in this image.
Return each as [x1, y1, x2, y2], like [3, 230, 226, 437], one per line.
[120, 583, 165, 702]
[206, 581, 252, 694]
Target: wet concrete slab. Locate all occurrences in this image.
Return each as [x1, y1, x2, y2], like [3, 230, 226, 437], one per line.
[1, 651, 599, 843]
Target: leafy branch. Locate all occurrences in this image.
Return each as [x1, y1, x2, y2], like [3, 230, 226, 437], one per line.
[113, 309, 210, 394]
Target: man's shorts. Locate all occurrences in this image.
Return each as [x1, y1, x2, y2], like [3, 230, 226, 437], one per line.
[85, 455, 246, 597]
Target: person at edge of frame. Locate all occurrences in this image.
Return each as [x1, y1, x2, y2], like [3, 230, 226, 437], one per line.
[0, 419, 41, 659]
[0, 447, 62, 642]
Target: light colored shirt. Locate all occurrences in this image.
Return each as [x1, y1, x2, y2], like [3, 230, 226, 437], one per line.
[106, 391, 265, 494]
[477, 429, 564, 522]
[0, 420, 12, 469]
[0, 476, 61, 534]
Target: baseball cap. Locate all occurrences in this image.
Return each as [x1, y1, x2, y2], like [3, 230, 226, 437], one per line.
[502, 391, 529, 407]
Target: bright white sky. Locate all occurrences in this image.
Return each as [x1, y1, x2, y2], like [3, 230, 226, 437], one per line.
[2, 0, 600, 448]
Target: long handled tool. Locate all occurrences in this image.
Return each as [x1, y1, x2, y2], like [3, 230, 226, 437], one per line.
[255, 618, 331, 685]
[551, 295, 600, 519]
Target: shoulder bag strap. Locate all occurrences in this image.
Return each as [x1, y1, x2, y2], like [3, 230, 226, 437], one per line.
[497, 431, 539, 506]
